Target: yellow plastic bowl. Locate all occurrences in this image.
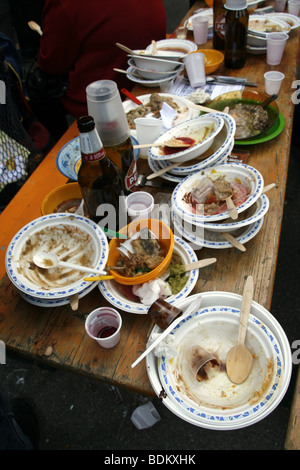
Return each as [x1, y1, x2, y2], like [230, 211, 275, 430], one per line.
[198, 49, 224, 74]
[41, 182, 82, 215]
[107, 218, 174, 285]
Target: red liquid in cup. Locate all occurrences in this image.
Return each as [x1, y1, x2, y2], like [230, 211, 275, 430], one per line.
[97, 326, 117, 338]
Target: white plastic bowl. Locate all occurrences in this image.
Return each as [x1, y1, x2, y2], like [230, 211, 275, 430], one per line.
[148, 114, 224, 163]
[5, 213, 109, 300]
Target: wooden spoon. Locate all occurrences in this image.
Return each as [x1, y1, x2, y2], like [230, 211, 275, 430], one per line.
[226, 275, 254, 384]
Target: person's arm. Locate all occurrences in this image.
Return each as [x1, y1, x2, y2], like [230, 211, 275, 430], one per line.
[38, 0, 80, 76]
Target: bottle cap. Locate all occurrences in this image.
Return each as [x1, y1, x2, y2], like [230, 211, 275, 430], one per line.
[225, 0, 247, 9]
[86, 80, 130, 146]
[77, 115, 95, 133]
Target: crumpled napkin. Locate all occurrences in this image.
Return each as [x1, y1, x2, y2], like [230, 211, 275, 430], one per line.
[147, 332, 178, 359]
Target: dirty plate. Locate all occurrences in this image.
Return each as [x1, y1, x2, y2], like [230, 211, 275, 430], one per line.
[146, 292, 292, 430]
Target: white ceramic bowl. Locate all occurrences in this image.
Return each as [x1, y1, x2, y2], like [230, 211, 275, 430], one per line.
[5, 213, 109, 300]
[129, 54, 182, 72]
[247, 44, 267, 54]
[147, 291, 292, 430]
[266, 12, 300, 30]
[98, 237, 199, 314]
[171, 162, 264, 224]
[145, 38, 197, 59]
[156, 112, 236, 175]
[247, 33, 267, 47]
[123, 92, 199, 135]
[148, 114, 225, 164]
[127, 58, 182, 80]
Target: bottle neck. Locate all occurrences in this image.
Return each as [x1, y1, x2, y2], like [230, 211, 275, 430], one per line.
[79, 130, 106, 162]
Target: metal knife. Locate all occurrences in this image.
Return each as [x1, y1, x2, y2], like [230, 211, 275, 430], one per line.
[206, 76, 258, 87]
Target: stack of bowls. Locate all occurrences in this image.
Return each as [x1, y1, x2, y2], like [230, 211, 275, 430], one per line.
[147, 112, 236, 184]
[171, 162, 268, 250]
[5, 213, 109, 307]
[125, 38, 197, 87]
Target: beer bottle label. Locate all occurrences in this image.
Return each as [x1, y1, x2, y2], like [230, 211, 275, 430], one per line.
[81, 148, 106, 162]
[80, 133, 106, 162]
[125, 157, 138, 191]
[215, 13, 226, 38]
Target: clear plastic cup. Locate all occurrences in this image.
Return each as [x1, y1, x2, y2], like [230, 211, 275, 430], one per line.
[183, 52, 206, 88]
[192, 16, 209, 45]
[134, 117, 162, 158]
[275, 0, 287, 11]
[175, 25, 187, 39]
[288, 0, 300, 14]
[131, 402, 161, 429]
[126, 191, 154, 220]
[266, 32, 289, 65]
[264, 71, 285, 95]
[85, 307, 122, 349]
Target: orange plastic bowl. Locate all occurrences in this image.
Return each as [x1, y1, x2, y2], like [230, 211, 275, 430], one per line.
[41, 183, 82, 215]
[198, 49, 224, 74]
[107, 218, 174, 285]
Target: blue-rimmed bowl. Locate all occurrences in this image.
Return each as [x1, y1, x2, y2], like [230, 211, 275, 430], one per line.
[5, 213, 109, 300]
[171, 162, 264, 224]
[148, 114, 224, 163]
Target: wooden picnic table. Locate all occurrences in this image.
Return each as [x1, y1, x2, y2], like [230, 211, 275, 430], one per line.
[0, 0, 299, 449]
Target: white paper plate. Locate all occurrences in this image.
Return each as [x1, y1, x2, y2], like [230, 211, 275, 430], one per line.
[156, 112, 236, 176]
[98, 237, 199, 314]
[123, 93, 198, 136]
[172, 210, 264, 249]
[5, 213, 109, 299]
[171, 163, 264, 224]
[56, 136, 139, 181]
[146, 292, 292, 430]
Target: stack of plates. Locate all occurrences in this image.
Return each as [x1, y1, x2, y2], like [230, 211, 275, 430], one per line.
[148, 112, 236, 184]
[171, 162, 267, 249]
[5, 213, 109, 307]
[146, 292, 292, 430]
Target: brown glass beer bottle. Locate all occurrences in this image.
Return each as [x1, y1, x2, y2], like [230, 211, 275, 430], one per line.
[86, 80, 139, 196]
[77, 115, 121, 230]
[224, 0, 249, 68]
[213, 0, 226, 50]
